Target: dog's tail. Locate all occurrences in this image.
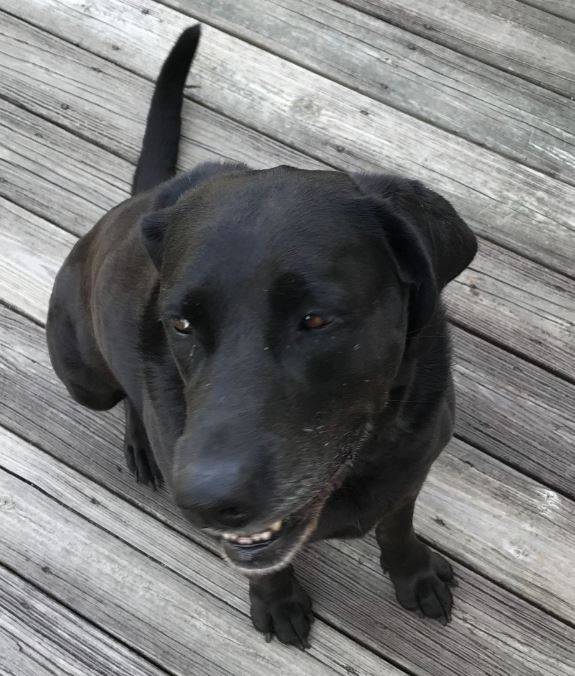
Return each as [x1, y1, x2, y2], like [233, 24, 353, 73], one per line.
[132, 25, 201, 196]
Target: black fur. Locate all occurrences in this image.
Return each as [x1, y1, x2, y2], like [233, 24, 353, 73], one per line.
[132, 25, 201, 195]
[47, 26, 477, 648]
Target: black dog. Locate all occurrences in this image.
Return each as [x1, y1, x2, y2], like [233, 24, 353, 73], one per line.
[47, 26, 477, 647]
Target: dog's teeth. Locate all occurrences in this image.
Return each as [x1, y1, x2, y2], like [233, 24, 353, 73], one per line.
[223, 533, 242, 542]
[222, 521, 283, 546]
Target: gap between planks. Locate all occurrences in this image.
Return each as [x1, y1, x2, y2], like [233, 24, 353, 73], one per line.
[514, 0, 575, 23]
[0, 418, 574, 676]
[0, 563, 169, 676]
[0, 302, 574, 633]
[2, 192, 574, 500]
[334, 0, 575, 98]
[158, 0, 575, 187]
[1, 89, 574, 382]
[0, 424, 404, 676]
[1, 3, 574, 280]
[0, 3, 572, 672]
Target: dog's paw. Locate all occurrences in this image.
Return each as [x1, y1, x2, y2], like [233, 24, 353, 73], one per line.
[123, 417, 163, 490]
[124, 439, 162, 489]
[249, 577, 314, 649]
[389, 550, 455, 625]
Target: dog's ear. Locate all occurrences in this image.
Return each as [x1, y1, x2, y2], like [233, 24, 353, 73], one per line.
[140, 206, 176, 269]
[353, 174, 477, 334]
[140, 161, 249, 269]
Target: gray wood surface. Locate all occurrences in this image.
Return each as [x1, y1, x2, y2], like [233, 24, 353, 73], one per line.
[0, 199, 75, 323]
[1, 0, 574, 673]
[2, 5, 575, 278]
[0, 565, 167, 676]
[160, 0, 575, 185]
[517, 0, 575, 21]
[2, 93, 574, 382]
[0, 383, 574, 675]
[338, 0, 575, 97]
[452, 327, 575, 494]
[0, 430, 398, 676]
[2, 194, 574, 497]
[0, 305, 574, 629]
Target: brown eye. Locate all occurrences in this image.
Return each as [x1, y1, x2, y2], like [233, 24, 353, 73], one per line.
[172, 318, 192, 333]
[301, 313, 331, 330]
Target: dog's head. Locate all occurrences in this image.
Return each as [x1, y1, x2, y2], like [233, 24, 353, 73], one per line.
[141, 164, 476, 572]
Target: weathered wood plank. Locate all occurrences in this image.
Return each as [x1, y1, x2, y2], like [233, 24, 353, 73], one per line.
[0, 441, 398, 676]
[0, 99, 129, 232]
[0, 97, 133, 234]
[0, 200, 76, 322]
[0, 428, 402, 676]
[2, 3, 574, 672]
[420, 440, 575, 620]
[452, 328, 575, 493]
[517, 0, 575, 22]
[337, 0, 575, 97]
[0, 12, 320, 174]
[2, 6, 575, 277]
[0, 87, 318, 238]
[445, 238, 575, 381]
[0, 565, 167, 676]
[2, 97, 574, 381]
[2, 193, 574, 495]
[1, 305, 574, 637]
[319, 528, 575, 676]
[159, 0, 575, 185]
[1, 411, 574, 675]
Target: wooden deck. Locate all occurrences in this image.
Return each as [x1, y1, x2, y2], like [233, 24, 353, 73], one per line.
[1, 0, 574, 673]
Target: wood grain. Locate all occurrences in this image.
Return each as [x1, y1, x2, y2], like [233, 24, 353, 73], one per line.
[2, 96, 574, 381]
[516, 0, 575, 21]
[159, 0, 575, 185]
[1, 411, 574, 675]
[1, 5, 575, 277]
[2, 2, 574, 673]
[0, 565, 167, 676]
[445, 238, 575, 381]
[337, 0, 575, 97]
[0, 200, 76, 322]
[452, 327, 575, 494]
[2, 193, 574, 496]
[1, 304, 574, 631]
[0, 434, 401, 676]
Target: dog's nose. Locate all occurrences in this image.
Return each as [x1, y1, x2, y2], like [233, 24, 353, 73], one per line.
[174, 457, 258, 529]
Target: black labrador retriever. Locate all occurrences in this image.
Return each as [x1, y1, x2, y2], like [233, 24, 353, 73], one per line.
[47, 26, 477, 648]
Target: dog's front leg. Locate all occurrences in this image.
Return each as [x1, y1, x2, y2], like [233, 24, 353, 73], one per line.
[248, 564, 313, 648]
[376, 499, 455, 624]
[124, 400, 163, 489]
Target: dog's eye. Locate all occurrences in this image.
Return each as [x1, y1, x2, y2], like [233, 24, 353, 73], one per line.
[172, 318, 193, 334]
[301, 313, 331, 330]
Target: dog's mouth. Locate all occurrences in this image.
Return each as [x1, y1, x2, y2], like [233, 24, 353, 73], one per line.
[218, 449, 360, 572]
[221, 519, 284, 547]
[219, 490, 326, 573]
[216, 419, 373, 573]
